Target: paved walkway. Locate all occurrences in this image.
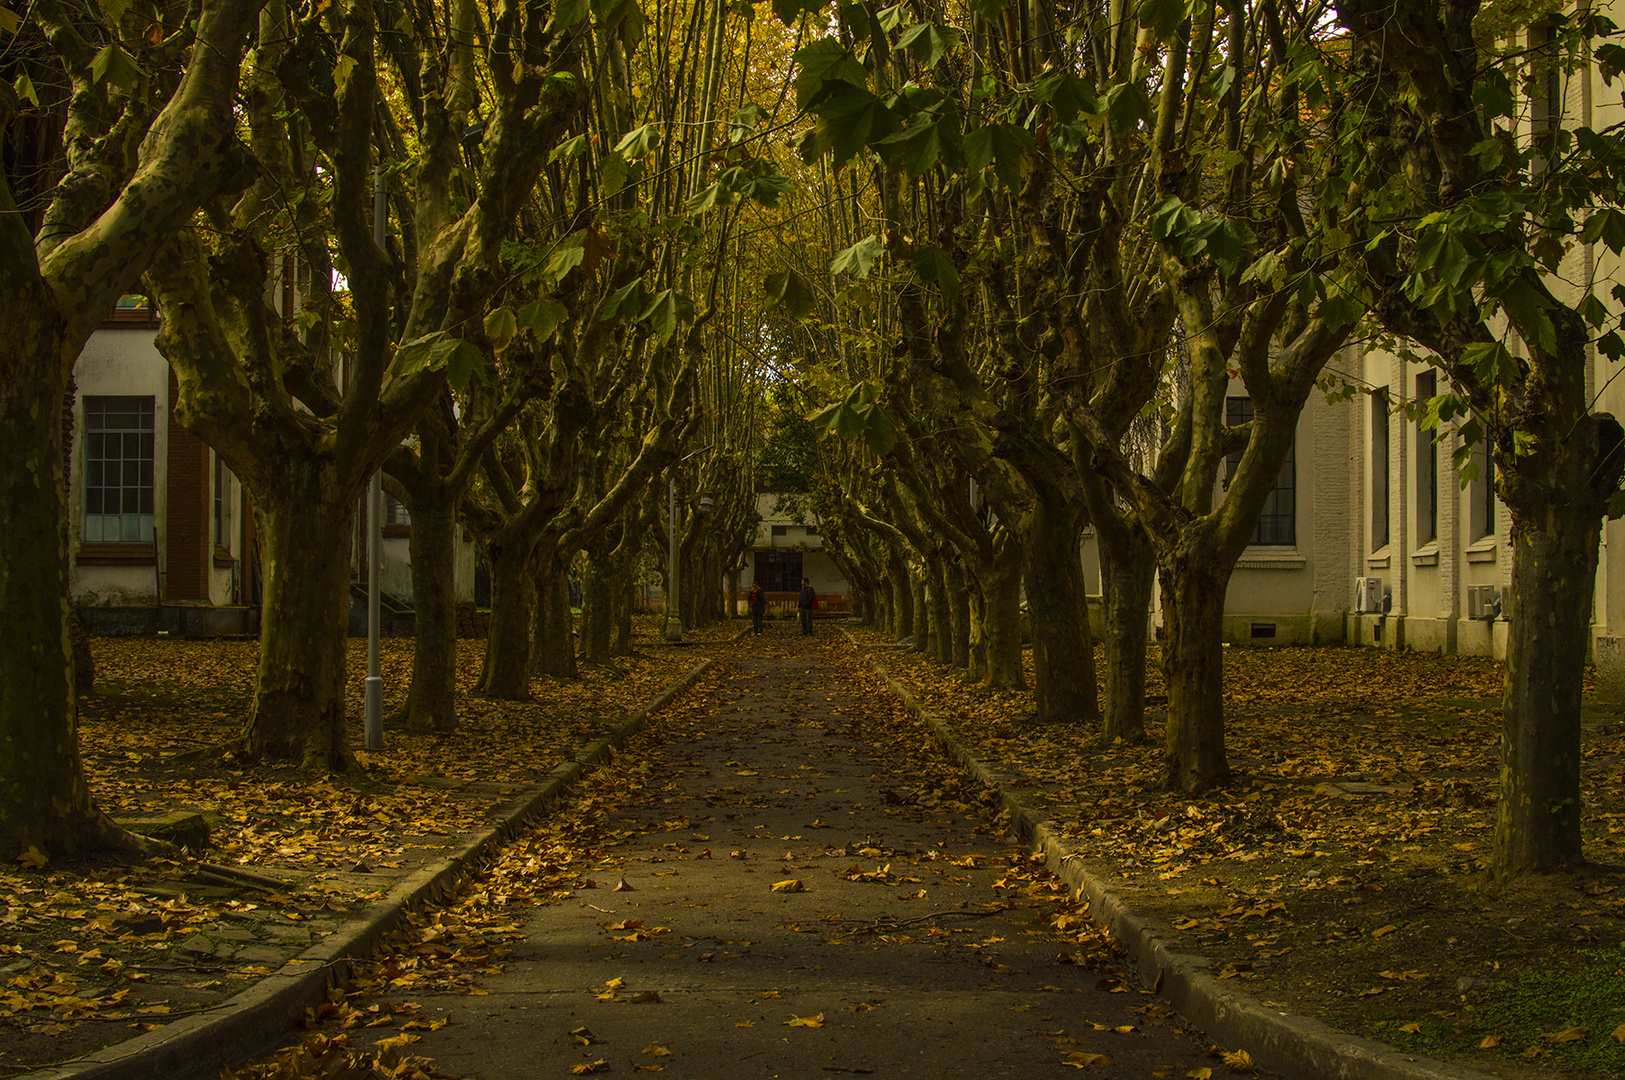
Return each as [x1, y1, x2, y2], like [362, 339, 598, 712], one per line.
[367, 629, 1265, 1078]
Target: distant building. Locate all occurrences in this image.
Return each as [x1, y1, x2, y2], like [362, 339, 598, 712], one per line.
[740, 494, 849, 607]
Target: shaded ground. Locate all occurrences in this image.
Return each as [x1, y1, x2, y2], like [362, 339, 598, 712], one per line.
[852, 628, 1625, 1079]
[0, 620, 730, 1073]
[232, 625, 1261, 1079]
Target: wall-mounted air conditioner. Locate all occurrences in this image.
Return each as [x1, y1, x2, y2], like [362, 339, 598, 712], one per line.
[1354, 577, 1384, 614]
[1467, 585, 1501, 621]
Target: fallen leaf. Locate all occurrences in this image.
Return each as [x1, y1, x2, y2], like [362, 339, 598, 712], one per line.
[771, 879, 806, 893]
[641, 1045, 673, 1057]
[571, 1061, 609, 1074]
[1399, 1023, 1421, 1034]
[1545, 1026, 1588, 1043]
[1186, 1069, 1213, 1079]
[613, 878, 635, 892]
[786, 1013, 825, 1027]
[1371, 925, 1397, 939]
[1221, 1049, 1254, 1072]
[1477, 1035, 1502, 1049]
[1612, 1023, 1625, 1045]
[16, 846, 47, 870]
[1062, 1052, 1115, 1067]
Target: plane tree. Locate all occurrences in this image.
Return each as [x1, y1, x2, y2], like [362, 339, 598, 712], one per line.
[0, 0, 264, 855]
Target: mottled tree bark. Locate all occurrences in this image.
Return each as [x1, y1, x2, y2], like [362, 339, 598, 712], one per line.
[394, 487, 458, 733]
[1099, 536, 1155, 743]
[531, 555, 576, 679]
[978, 538, 1027, 691]
[1022, 497, 1099, 724]
[946, 560, 971, 669]
[1159, 554, 1232, 791]
[477, 535, 535, 699]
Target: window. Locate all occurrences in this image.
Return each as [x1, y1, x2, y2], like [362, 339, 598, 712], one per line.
[1371, 393, 1390, 550]
[1416, 372, 1438, 544]
[1470, 439, 1496, 542]
[83, 396, 155, 543]
[384, 493, 411, 527]
[754, 550, 802, 592]
[1224, 396, 1296, 546]
[213, 455, 232, 550]
[770, 524, 788, 537]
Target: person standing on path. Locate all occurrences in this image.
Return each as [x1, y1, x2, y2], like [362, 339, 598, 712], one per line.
[748, 581, 767, 636]
[797, 577, 815, 636]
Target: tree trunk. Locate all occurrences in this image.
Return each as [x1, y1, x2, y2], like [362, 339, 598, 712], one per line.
[579, 552, 614, 665]
[1493, 501, 1602, 873]
[890, 554, 915, 641]
[0, 346, 130, 856]
[947, 560, 971, 669]
[246, 494, 357, 769]
[612, 571, 634, 656]
[394, 486, 458, 733]
[929, 555, 953, 664]
[1023, 504, 1099, 725]
[1160, 555, 1231, 792]
[477, 535, 534, 699]
[1100, 536, 1155, 743]
[966, 585, 988, 682]
[912, 569, 932, 655]
[532, 554, 576, 679]
[979, 539, 1027, 691]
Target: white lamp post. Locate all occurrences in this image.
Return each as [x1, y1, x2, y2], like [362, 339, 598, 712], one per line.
[363, 165, 387, 751]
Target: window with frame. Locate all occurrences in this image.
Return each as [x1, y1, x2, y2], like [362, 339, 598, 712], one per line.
[214, 454, 232, 550]
[770, 524, 788, 537]
[1416, 372, 1438, 543]
[384, 493, 411, 527]
[83, 396, 155, 543]
[1224, 396, 1296, 546]
[1371, 392, 1390, 550]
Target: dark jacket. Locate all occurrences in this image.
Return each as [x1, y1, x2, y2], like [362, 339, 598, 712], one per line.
[748, 586, 766, 612]
[798, 585, 815, 610]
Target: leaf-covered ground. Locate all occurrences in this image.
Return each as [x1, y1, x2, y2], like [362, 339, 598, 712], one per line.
[0, 620, 731, 1073]
[849, 628, 1625, 1080]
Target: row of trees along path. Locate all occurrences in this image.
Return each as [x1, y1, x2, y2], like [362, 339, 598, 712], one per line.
[251, 630, 1260, 1079]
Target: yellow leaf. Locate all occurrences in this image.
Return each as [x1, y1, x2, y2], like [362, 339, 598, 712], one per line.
[785, 1013, 825, 1027]
[371, 1033, 421, 1051]
[1611, 1023, 1625, 1045]
[571, 1060, 608, 1075]
[1545, 1026, 1588, 1043]
[1477, 1035, 1502, 1049]
[1186, 1069, 1213, 1079]
[1399, 1023, 1421, 1034]
[1063, 1052, 1115, 1067]
[641, 1045, 674, 1056]
[1221, 1049, 1254, 1072]
[16, 847, 46, 870]
[771, 879, 806, 893]
[1371, 924, 1397, 938]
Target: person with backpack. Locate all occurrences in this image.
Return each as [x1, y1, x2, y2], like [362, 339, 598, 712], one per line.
[748, 582, 767, 636]
[797, 577, 816, 636]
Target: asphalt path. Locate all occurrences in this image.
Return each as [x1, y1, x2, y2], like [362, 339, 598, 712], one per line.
[359, 626, 1273, 1079]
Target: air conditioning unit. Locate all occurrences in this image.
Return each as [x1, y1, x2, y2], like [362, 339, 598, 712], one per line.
[1467, 585, 1501, 621]
[1354, 577, 1384, 614]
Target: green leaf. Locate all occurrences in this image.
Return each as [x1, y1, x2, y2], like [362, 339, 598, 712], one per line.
[592, 0, 645, 46]
[0, 7, 19, 35]
[639, 289, 693, 345]
[764, 271, 817, 319]
[895, 22, 961, 68]
[332, 53, 358, 89]
[969, 0, 1005, 19]
[483, 306, 518, 350]
[964, 123, 1034, 191]
[598, 278, 647, 322]
[396, 331, 486, 390]
[545, 232, 588, 282]
[517, 299, 570, 342]
[794, 38, 868, 110]
[1473, 68, 1514, 119]
[773, 0, 829, 25]
[97, 0, 131, 23]
[913, 245, 960, 302]
[686, 180, 733, 213]
[1137, 0, 1188, 41]
[1498, 277, 1555, 355]
[549, 133, 588, 163]
[1582, 208, 1625, 254]
[874, 117, 959, 178]
[1103, 82, 1151, 135]
[1461, 341, 1520, 387]
[613, 123, 660, 158]
[91, 43, 144, 91]
[1030, 72, 1097, 123]
[601, 153, 632, 196]
[445, 340, 485, 391]
[831, 234, 885, 278]
[806, 83, 897, 165]
[549, 0, 590, 31]
[13, 71, 37, 106]
[728, 103, 769, 143]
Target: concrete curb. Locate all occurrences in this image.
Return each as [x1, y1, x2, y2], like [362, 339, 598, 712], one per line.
[28, 659, 716, 1080]
[851, 636, 1491, 1080]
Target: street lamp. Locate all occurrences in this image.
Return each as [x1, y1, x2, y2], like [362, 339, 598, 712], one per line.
[664, 445, 712, 642]
[364, 165, 387, 752]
